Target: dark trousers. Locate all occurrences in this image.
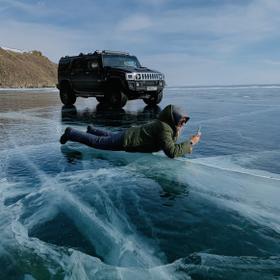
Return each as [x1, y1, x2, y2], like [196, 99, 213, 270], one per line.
[68, 126, 125, 151]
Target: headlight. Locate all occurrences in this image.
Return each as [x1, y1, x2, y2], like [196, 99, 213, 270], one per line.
[126, 73, 134, 80]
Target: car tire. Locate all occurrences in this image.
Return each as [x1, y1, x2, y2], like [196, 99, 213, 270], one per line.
[59, 84, 76, 105]
[143, 91, 163, 106]
[107, 90, 128, 108]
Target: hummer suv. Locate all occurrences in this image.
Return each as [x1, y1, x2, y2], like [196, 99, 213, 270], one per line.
[57, 50, 165, 108]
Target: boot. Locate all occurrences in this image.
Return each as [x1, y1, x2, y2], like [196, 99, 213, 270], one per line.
[60, 127, 72, 144]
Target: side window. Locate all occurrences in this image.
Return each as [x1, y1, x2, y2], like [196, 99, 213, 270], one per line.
[72, 59, 86, 73]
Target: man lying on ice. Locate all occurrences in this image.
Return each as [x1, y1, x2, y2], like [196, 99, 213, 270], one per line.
[60, 104, 201, 158]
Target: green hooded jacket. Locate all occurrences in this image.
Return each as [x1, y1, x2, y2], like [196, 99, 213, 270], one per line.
[122, 104, 192, 158]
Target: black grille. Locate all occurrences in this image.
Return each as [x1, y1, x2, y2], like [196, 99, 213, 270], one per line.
[141, 81, 158, 86]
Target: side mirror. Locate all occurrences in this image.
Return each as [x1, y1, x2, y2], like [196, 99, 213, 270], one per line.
[90, 62, 99, 70]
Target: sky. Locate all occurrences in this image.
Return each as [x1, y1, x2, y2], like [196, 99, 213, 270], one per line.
[1, 0, 280, 86]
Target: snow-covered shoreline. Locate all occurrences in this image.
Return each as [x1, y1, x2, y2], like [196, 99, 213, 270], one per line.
[0, 87, 58, 93]
[0, 46, 25, 53]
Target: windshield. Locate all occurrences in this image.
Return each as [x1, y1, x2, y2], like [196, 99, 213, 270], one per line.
[103, 55, 141, 68]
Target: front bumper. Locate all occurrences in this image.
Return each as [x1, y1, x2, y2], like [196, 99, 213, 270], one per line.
[127, 80, 165, 92]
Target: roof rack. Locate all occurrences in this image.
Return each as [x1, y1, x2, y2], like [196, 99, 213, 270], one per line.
[100, 50, 130, 55]
[61, 50, 130, 60]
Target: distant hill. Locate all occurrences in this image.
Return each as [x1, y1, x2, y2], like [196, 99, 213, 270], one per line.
[0, 47, 57, 88]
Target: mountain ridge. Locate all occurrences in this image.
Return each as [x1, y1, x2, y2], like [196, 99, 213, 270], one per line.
[0, 47, 57, 88]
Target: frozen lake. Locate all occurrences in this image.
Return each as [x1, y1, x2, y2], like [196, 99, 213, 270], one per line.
[0, 86, 280, 279]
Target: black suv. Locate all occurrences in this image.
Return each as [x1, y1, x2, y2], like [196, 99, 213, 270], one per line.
[57, 50, 165, 108]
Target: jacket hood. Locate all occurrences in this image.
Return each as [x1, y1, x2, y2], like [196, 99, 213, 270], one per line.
[158, 104, 188, 130]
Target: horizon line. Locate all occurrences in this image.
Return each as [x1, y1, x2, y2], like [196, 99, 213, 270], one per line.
[167, 83, 280, 88]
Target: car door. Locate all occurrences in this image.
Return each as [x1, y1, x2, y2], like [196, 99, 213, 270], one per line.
[70, 58, 87, 92]
[84, 58, 104, 94]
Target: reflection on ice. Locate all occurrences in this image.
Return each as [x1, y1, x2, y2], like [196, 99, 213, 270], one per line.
[60, 104, 162, 128]
[1, 143, 280, 279]
[60, 144, 280, 234]
[130, 151, 280, 232]
[1, 87, 280, 279]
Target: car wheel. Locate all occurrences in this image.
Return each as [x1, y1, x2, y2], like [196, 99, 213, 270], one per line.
[107, 90, 128, 108]
[59, 84, 76, 105]
[143, 91, 163, 106]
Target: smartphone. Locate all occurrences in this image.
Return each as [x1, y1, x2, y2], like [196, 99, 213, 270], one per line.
[197, 125, 202, 136]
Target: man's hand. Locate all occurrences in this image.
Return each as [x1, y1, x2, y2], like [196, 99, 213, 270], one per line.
[190, 134, 201, 145]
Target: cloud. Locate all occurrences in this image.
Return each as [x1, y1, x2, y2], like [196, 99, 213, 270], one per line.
[117, 15, 153, 32]
[122, 0, 280, 58]
[131, 0, 168, 5]
[141, 52, 280, 86]
[0, 0, 280, 85]
[263, 59, 280, 66]
[0, 19, 85, 62]
[0, 0, 62, 19]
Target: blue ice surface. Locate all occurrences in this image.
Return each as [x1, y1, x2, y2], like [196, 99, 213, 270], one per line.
[0, 85, 280, 279]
